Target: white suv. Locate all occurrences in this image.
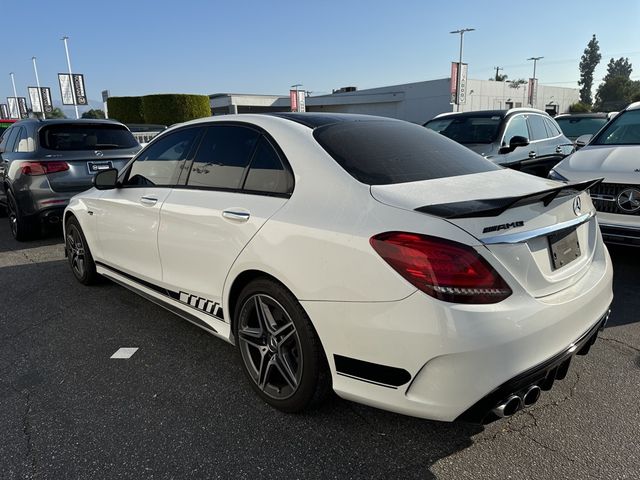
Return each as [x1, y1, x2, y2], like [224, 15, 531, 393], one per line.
[64, 113, 612, 423]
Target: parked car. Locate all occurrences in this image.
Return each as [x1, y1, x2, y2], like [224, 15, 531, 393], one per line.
[424, 108, 573, 177]
[64, 113, 612, 423]
[550, 101, 640, 246]
[554, 112, 612, 144]
[0, 119, 141, 240]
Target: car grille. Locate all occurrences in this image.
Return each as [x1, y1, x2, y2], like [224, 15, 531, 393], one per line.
[589, 183, 640, 215]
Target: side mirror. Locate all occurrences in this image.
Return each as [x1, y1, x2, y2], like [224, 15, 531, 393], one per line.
[575, 134, 593, 149]
[93, 168, 118, 190]
[500, 135, 530, 154]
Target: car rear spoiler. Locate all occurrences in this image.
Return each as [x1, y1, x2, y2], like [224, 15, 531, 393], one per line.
[415, 178, 604, 219]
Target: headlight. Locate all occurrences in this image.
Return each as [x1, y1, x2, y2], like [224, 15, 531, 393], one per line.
[548, 169, 569, 182]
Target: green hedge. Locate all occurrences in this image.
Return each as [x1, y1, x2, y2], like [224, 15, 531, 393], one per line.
[142, 94, 211, 125]
[107, 94, 211, 125]
[106, 96, 144, 124]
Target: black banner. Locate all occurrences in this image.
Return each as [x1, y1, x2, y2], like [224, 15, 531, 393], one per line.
[41, 87, 53, 113]
[18, 97, 29, 119]
[72, 74, 88, 105]
[0, 104, 8, 119]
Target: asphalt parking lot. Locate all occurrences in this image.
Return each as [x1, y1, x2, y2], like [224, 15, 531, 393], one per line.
[1, 219, 639, 480]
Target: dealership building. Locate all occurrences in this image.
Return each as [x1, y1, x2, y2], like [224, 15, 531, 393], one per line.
[210, 78, 579, 124]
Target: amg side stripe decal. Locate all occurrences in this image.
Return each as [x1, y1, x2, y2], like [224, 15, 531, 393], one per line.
[95, 261, 224, 321]
[334, 354, 411, 389]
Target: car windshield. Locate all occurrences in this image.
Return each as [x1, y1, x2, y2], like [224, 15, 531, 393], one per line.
[40, 124, 139, 150]
[313, 120, 500, 185]
[424, 114, 502, 144]
[555, 117, 608, 140]
[592, 109, 640, 145]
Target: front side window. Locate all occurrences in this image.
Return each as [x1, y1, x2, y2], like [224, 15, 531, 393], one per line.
[243, 137, 293, 194]
[125, 127, 200, 186]
[527, 115, 549, 141]
[591, 109, 640, 145]
[187, 126, 260, 189]
[502, 115, 529, 145]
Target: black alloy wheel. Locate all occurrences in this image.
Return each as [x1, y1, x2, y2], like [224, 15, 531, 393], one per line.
[7, 191, 34, 241]
[235, 278, 330, 412]
[65, 217, 98, 285]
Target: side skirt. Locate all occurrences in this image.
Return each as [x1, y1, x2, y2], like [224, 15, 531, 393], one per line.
[96, 263, 232, 342]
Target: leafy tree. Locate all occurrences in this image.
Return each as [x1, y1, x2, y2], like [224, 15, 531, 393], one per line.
[489, 73, 508, 81]
[578, 35, 601, 105]
[569, 102, 591, 113]
[508, 79, 527, 89]
[594, 58, 640, 111]
[46, 108, 66, 119]
[81, 109, 106, 119]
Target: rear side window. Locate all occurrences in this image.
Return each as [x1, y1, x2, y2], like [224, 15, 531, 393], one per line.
[40, 124, 138, 151]
[314, 121, 500, 185]
[3, 127, 20, 152]
[187, 125, 260, 189]
[527, 115, 549, 141]
[243, 137, 293, 194]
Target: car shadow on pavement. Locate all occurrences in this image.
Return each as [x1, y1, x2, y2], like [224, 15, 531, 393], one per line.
[0, 218, 63, 254]
[606, 244, 640, 328]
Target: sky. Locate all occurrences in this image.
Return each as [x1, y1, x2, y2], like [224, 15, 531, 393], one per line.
[1, 0, 640, 111]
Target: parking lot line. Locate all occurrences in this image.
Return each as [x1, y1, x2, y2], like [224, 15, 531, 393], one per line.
[110, 347, 139, 359]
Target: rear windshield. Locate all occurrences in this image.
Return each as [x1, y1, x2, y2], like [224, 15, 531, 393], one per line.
[313, 120, 500, 185]
[592, 109, 640, 145]
[555, 117, 608, 139]
[425, 114, 502, 144]
[40, 124, 138, 151]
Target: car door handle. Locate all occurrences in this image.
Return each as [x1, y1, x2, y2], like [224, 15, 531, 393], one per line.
[528, 151, 537, 158]
[222, 209, 250, 222]
[140, 195, 158, 206]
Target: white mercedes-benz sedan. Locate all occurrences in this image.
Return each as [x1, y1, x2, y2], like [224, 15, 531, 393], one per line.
[64, 113, 612, 423]
[550, 101, 640, 246]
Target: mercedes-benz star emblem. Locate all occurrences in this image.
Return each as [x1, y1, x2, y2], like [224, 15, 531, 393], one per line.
[94, 150, 104, 157]
[573, 196, 582, 216]
[617, 188, 640, 213]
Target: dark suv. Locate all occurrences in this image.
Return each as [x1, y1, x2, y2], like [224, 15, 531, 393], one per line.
[0, 119, 140, 240]
[424, 108, 574, 177]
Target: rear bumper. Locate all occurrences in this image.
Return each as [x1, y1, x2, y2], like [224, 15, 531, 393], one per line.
[302, 241, 613, 422]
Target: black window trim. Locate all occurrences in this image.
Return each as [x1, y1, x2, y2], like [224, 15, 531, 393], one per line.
[118, 124, 206, 189]
[178, 121, 295, 198]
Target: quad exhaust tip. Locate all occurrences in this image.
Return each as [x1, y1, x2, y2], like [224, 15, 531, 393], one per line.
[492, 395, 522, 418]
[523, 385, 541, 407]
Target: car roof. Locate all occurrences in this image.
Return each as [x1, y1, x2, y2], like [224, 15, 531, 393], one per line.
[555, 113, 609, 119]
[626, 101, 640, 111]
[266, 112, 402, 128]
[428, 108, 549, 122]
[14, 118, 127, 126]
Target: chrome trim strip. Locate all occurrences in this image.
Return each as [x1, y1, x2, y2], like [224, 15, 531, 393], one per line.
[482, 211, 595, 245]
[600, 223, 640, 232]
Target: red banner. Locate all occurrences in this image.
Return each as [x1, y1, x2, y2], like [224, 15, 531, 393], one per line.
[450, 62, 458, 104]
[290, 90, 298, 112]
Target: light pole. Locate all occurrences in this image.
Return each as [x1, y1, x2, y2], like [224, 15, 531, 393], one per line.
[450, 28, 474, 112]
[291, 83, 303, 112]
[9, 72, 19, 119]
[32, 57, 45, 120]
[527, 56, 543, 107]
[62, 36, 79, 119]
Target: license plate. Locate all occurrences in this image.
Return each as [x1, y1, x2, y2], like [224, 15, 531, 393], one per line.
[549, 228, 581, 270]
[87, 161, 113, 174]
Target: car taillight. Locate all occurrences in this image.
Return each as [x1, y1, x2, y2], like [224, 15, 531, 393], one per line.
[370, 232, 512, 304]
[20, 161, 69, 176]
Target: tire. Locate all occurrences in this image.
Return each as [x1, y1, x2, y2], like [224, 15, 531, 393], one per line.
[65, 216, 99, 285]
[7, 191, 36, 241]
[234, 278, 331, 412]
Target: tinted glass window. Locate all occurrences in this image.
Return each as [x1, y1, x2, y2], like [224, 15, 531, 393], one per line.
[593, 109, 640, 145]
[314, 121, 500, 185]
[13, 127, 29, 152]
[187, 126, 260, 189]
[544, 117, 563, 137]
[425, 114, 502, 144]
[556, 117, 608, 139]
[3, 127, 20, 152]
[126, 127, 200, 186]
[40, 124, 138, 151]
[244, 137, 292, 194]
[527, 115, 549, 141]
[503, 115, 529, 144]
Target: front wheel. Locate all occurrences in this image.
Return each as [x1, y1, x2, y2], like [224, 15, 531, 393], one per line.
[235, 278, 330, 412]
[65, 216, 98, 285]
